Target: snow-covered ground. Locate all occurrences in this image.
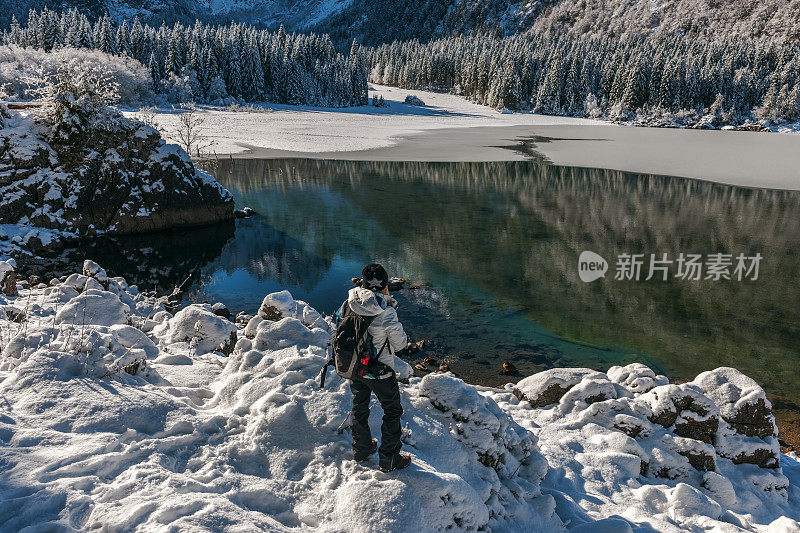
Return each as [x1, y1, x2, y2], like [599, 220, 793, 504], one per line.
[1, 259, 798, 532]
[125, 85, 604, 156]
[129, 85, 800, 190]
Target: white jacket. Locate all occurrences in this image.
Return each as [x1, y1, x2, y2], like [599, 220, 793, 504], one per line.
[346, 287, 408, 374]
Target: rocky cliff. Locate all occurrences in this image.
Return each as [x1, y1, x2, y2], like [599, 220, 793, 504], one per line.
[0, 97, 233, 254]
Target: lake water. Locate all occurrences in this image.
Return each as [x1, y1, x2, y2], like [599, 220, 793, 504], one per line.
[60, 158, 800, 403]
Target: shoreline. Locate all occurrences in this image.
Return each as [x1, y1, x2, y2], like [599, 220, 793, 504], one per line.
[230, 123, 800, 191]
[132, 83, 800, 190]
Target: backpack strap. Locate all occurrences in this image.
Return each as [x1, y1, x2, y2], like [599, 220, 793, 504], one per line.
[318, 355, 334, 388]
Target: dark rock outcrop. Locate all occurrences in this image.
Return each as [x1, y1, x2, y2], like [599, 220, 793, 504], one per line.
[0, 102, 233, 240]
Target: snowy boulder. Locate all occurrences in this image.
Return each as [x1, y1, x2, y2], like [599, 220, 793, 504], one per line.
[259, 290, 298, 320]
[154, 303, 238, 355]
[640, 384, 720, 444]
[55, 289, 131, 327]
[420, 373, 546, 478]
[514, 368, 604, 408]
[258, 290, 327, 330]
[692, 367, 776, 438]
[82, 259, 108, 288]
[212, 302, 231, 319]
[556, 376, 627, 414]
[692, 367, 779, 469]
[63, 273, 90, 292]
[607, 363, 668, 394]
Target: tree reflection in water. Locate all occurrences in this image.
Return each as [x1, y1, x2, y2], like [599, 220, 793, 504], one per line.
[212, 158, 800, 404]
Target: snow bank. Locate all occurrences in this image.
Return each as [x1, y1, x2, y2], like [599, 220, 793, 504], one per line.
[494, 363, 799, 531]
[0, 273, 560, 531]
[1, 270, 798, 532]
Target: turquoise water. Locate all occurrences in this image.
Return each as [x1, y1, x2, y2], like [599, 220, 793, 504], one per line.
[176, 158, 800, 395]
[52, 158, 800, 396]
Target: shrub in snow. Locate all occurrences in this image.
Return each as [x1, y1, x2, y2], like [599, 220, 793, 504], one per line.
[0, 76, 233, 242]
[0, 45, 152, 106]
[154, 303, 238, 355]
[371, 95, 389, 107]
[404, 94, 425, 106]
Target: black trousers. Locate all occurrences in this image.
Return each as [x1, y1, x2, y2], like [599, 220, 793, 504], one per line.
[350, 375, 403, 469]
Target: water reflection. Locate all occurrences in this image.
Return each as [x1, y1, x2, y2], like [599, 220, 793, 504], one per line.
[209, 159, 800, 401]
[26, 222, 235, 293]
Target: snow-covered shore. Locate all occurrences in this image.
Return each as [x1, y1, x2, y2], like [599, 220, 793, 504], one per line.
[1, 259, 798, 532]
[125, 85, 604, 157]
[131, 85, 800, 191]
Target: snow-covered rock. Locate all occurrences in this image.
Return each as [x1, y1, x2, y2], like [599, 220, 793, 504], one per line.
[607, 363, 669, 394]
[0, 266, 798, 532]
[692, 367, 781, 469]
[54, 289, 131, 327]
[491, 364, 797, 532]
[154, 303, 238, 355]
[514, 367, 604, 407]
[258, 289, 328, 330]
[0, 97, 234, 258]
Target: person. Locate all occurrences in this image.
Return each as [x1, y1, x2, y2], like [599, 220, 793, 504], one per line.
[346, 263, 412, 473]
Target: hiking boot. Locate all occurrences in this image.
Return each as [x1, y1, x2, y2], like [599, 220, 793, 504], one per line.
[380, 453, 412, 473]
[354, 439, 378, 462]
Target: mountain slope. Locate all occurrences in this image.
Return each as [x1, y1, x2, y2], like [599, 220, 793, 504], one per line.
[3, 0, 799, 44]
[530, 0, 800, 43]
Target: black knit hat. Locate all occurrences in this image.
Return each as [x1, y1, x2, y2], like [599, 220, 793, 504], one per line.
[361, 263, 389, 292]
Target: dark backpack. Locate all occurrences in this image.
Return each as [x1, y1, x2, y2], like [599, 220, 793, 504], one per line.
[319, 300, 388, 387]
